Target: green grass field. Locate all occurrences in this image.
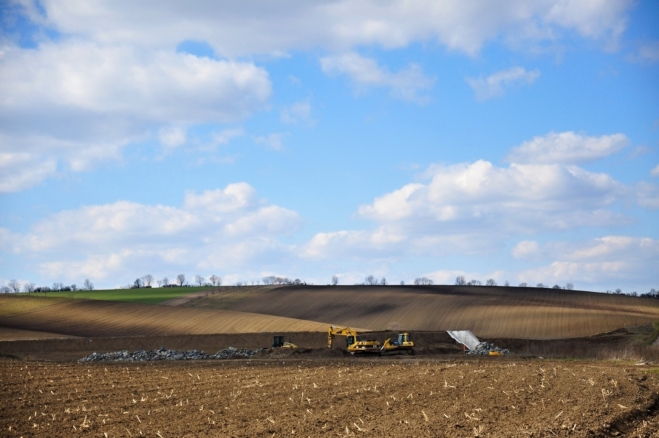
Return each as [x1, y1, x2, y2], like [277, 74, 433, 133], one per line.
[27, 287, 210, 305]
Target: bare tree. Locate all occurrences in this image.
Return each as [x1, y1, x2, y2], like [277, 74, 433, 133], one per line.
[0, 286, 10, 293]
[52, 282, 62, 292]
[364, 275, 378, 285]
[380, 277, 387, 286]
[209, 275, 221, 286]
[455, 276, 466, 286]
[8, 279, 20, 293]
[23, 282, 35, 294]
[195, 275, 205, 287]
[83, 279, 94, 290]
[162, 277, 169, 287]
[176, 274, 186, 286]
[486, 279, 497, 286]
[142, 274, 154, 287]
[565, 283, 574, 290]
[133, 278, 142, 289]
[504, 280, 510, 287]
[262, 276, 275, 285]
[467, 279, 481, 286]
[536, 283, 545, 288]
[331, 275, 339, 286]
[552, 284, 562, 289]
[414, 277, 434, 285]
[518, 282, 528, 287]
[400, 280, 405, 285]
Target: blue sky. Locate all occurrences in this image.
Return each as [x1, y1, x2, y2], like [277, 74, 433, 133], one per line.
[1, 0, 658, 292]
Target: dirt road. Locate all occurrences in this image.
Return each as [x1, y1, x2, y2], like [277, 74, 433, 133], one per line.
[2, 358, 658, 437]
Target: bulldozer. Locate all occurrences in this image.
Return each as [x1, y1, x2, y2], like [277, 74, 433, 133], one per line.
[380, 332, 415, 355]
[327, 326, 380, 354]
[272, 335, 297, 349]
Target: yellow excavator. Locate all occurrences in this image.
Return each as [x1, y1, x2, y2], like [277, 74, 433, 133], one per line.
[380, 332, 415, 355]
[327, 326, 380, 354]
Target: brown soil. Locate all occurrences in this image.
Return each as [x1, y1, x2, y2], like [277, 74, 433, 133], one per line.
[181, 285, 659, 339]
[2, 358, 659, 437]
[0, 327, 74, 341]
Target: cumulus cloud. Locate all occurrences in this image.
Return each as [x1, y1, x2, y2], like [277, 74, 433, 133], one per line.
[637, 182, 659, 210]
[651, 164, 659, 177]
[320, 53, 435, 103]
[516, 236, 659, 289]
[0, 42, 271, 191]
[23, 1, 632, 57]
[304, 159, 630, 259]
[505, 131, 629, 164]
[466, 67, 539, 101]
[0, 183, 300, 281]
[280, 101, 314, 126]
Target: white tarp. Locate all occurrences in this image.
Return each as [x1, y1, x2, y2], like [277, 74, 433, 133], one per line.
[447, 330, 480, 351]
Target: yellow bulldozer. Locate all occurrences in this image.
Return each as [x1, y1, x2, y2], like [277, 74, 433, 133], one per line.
[272, 335, 297, 349]
[380, 332, 415, 355]
[327, 326, 380, 354]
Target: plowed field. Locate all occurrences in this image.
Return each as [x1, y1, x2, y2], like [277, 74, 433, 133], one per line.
[187, 285, 659, 338]
[0, 296, 328, 338]
[2, 359, 659, 437]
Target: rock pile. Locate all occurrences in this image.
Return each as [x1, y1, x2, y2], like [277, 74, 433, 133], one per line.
[466, 342, 509, 355]
[79, 346, 266, 362]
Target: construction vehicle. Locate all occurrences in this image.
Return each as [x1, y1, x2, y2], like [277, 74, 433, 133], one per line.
[272, 335, 297, 349]
[380, 332, 415, 355]
[327, 326, 380, 354]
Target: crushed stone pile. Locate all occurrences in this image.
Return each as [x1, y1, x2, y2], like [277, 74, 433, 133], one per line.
[466, 342, 510, 355]
[79, 346, 266, 362]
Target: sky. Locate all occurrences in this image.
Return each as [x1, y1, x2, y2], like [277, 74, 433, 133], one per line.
[0, 0, 658, 292]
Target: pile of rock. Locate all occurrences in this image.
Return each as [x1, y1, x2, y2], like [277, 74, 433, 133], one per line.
[466, 342, 509, 355]
[79, 346, 266, 362]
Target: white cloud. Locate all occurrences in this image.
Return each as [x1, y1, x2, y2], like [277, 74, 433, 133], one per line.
[516, 236, 659, 289]
[512, 240, 539, 259]
[255, 133, 287, 151]
[505, 131, 630, 164]
[158, 126, 187, 151]
[280, 101, 314, 125]
[320, 52, 435, 103]
[466, 67, 539, 101]
[637, 182, 659, 210]
[628, 41, 659, 63]
[212, 128, 244, 146]
[26, 1, 632, 57]
[0, 183, 301, 281]
[0, 152, 57, 193]
[0, 42, 271, 191]
[304, 159, 630, 259]
[651, 164, 659, 177]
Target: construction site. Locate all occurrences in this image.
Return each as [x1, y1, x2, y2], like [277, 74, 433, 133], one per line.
[2, 285, 659, 436]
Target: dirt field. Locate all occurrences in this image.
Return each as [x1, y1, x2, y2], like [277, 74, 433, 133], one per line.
[0, 296, 329, 338]
[183, 285, 659, 339]
[2, 358, 659, 437]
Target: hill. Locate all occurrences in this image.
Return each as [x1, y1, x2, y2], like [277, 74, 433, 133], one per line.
[0, 295, 328, 338]
[179, 285, 659, 339]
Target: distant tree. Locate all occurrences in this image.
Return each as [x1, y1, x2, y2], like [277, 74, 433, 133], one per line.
[23, 282, 35, 294]
[70, 284, 77, 291]
[8, 280, 20, 293]
[209, 275, 221, 286]
[364, 275, 378, 286]
[133, 278, 143, 289]
[176, 274, 186, 286]
[536, 283, 545, 288]
[380, 277, 387, 286]
[486, 279, 497, 286]
[414, 277, 433, 285]
[630, 291, 638, 297]
[83, 279, 94, 291]
[236, 281, 244, 287]
[162, 277, 169, 287]
[142, 274, 154, 287]
[1, 285, 10, 293]
[615, 288, 622, 294]
[467, 280, 481, 286]
[455, 276, 466, 286]
[400, 280, 405, 285]
[262, 276, 275, 285]
[518, 282, 528, 287]
[504, 281, 510, 287]
[195, 275, 205, 287]
[52, 282, 63, 292]
[552, 284, 562, 289]
[331, 275, 339, 286]
[565, 283, 574, 290]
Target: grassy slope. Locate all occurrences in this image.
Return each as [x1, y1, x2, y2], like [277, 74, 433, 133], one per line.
[187, 285, 659, 339]
[27, 287, 211, 304]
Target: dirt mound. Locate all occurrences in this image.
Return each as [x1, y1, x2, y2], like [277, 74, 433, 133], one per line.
[184, 285, 659, 338]
[2, 359, 658, 437]
[0, 296, 329, 338]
